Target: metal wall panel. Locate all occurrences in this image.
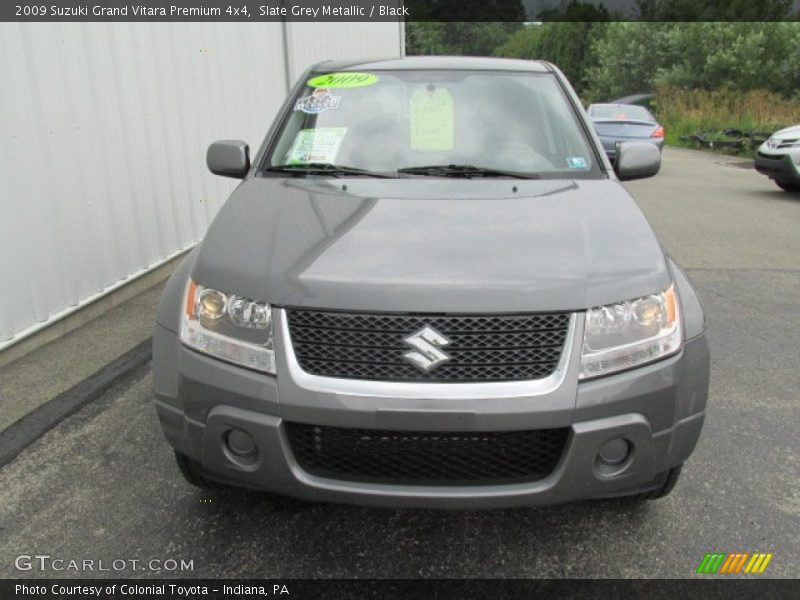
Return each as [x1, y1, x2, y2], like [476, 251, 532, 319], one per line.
[0, 22, 403, 349]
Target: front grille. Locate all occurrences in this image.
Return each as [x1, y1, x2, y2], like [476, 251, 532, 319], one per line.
[286, 423, 569, 485]
[286, 309, 571, 382]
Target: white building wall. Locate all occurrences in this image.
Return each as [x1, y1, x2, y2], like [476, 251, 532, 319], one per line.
[284, 21, 405, 82]
[0, 22, 403, 349]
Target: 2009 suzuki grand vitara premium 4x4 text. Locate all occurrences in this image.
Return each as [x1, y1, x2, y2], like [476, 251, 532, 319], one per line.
[153, 57, 709, 508]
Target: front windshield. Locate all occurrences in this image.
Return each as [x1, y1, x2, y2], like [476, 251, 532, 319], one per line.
[264, 70, 603, 178]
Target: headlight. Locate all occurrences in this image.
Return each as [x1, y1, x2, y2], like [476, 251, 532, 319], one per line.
[579, 285, 681, 380]
[180, 280, 275, 374]
[764, 137, 800, 150]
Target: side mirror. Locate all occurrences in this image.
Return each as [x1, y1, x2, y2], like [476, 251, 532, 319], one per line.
[207, 140, 250, 178]
[614, 142, 661, 181]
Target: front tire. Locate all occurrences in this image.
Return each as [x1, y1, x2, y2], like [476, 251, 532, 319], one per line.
[621, 464, 683, 502]
[174, 451, 225, 490]
[775, 179, 800, 192]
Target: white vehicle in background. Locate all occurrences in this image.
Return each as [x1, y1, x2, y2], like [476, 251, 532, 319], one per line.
[754, 125, 800, 192]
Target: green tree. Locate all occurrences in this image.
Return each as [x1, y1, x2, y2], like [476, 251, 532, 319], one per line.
[493, 24, 545, 59]
[585, 22, 800, 100]
[493, 2, 613, 94]
[406, 22, 520, 56]
[404, 0, 526, 56]
[657, 23, 800, 95]
[583, 22, 671, 99]
[636, 0, 794, 21]
[405, 22, 447, 55]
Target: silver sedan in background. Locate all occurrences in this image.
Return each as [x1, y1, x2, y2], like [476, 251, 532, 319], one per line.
[588, 103, 665, 163]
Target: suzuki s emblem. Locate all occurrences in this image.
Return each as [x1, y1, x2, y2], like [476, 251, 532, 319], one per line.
[403, 326, 451, 372]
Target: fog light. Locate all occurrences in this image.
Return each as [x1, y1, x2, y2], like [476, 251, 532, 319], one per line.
[597, 438, 630, 466]
[226, 429, 257, 458]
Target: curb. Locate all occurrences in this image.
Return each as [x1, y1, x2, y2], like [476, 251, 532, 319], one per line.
[0, 338, 153, 468]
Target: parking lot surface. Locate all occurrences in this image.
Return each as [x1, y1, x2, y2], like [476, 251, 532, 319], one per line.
[1, 147, 798, 578]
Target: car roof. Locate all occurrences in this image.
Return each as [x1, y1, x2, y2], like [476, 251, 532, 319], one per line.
[311, 56, 553, 73]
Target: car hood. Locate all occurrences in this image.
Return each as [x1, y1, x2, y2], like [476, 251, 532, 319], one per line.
[191, 177, 670, 313]
[772, 124, 800, 140]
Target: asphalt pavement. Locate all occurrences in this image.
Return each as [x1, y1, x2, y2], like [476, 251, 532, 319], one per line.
[1, 147, 798, 579]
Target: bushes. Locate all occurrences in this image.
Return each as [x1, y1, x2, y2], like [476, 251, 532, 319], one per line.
[412, 21, 800, 104]
[490, 21, 800, 103]
[654, 86, 800, 151]
[494, 22, 609, 94]
[584, 22, 800, 101]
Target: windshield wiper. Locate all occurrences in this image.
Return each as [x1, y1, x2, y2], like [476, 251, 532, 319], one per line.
[397, 164, 540, 179]
[265, 163, 396, 178]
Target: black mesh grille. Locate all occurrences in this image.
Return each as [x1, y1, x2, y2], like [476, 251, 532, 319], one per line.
[286, 423, 569, 485]
[286, 309, 571, 382]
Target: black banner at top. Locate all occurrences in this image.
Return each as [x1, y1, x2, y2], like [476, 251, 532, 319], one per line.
[3, 0, 800, 22]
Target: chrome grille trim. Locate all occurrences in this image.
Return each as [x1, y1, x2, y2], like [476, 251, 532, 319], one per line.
[278, 308, 577, 399]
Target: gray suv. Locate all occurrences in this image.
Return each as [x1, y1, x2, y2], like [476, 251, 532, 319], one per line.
[754, 124, 800, 192]
[153, 57, 709, 508]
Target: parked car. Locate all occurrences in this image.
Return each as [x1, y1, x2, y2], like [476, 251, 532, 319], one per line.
[588, 103, 665, 163]
[754, 124, 800, 192]
[153, 57, 709, 509]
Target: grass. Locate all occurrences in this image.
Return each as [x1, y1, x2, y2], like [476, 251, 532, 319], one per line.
[652, 86, 800, 156]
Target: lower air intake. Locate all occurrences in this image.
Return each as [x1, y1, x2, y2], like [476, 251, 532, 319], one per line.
[285, 423, 569, 486]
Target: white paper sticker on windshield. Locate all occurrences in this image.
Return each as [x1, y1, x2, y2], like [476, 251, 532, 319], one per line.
[567, 156, 589, 169]
[287, 127, 347, 165]
[410, 86, 454, 151]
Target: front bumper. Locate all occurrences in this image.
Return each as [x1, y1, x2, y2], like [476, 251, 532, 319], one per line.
[153, 309, 709, 509]
[754, 151, 800, 183]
